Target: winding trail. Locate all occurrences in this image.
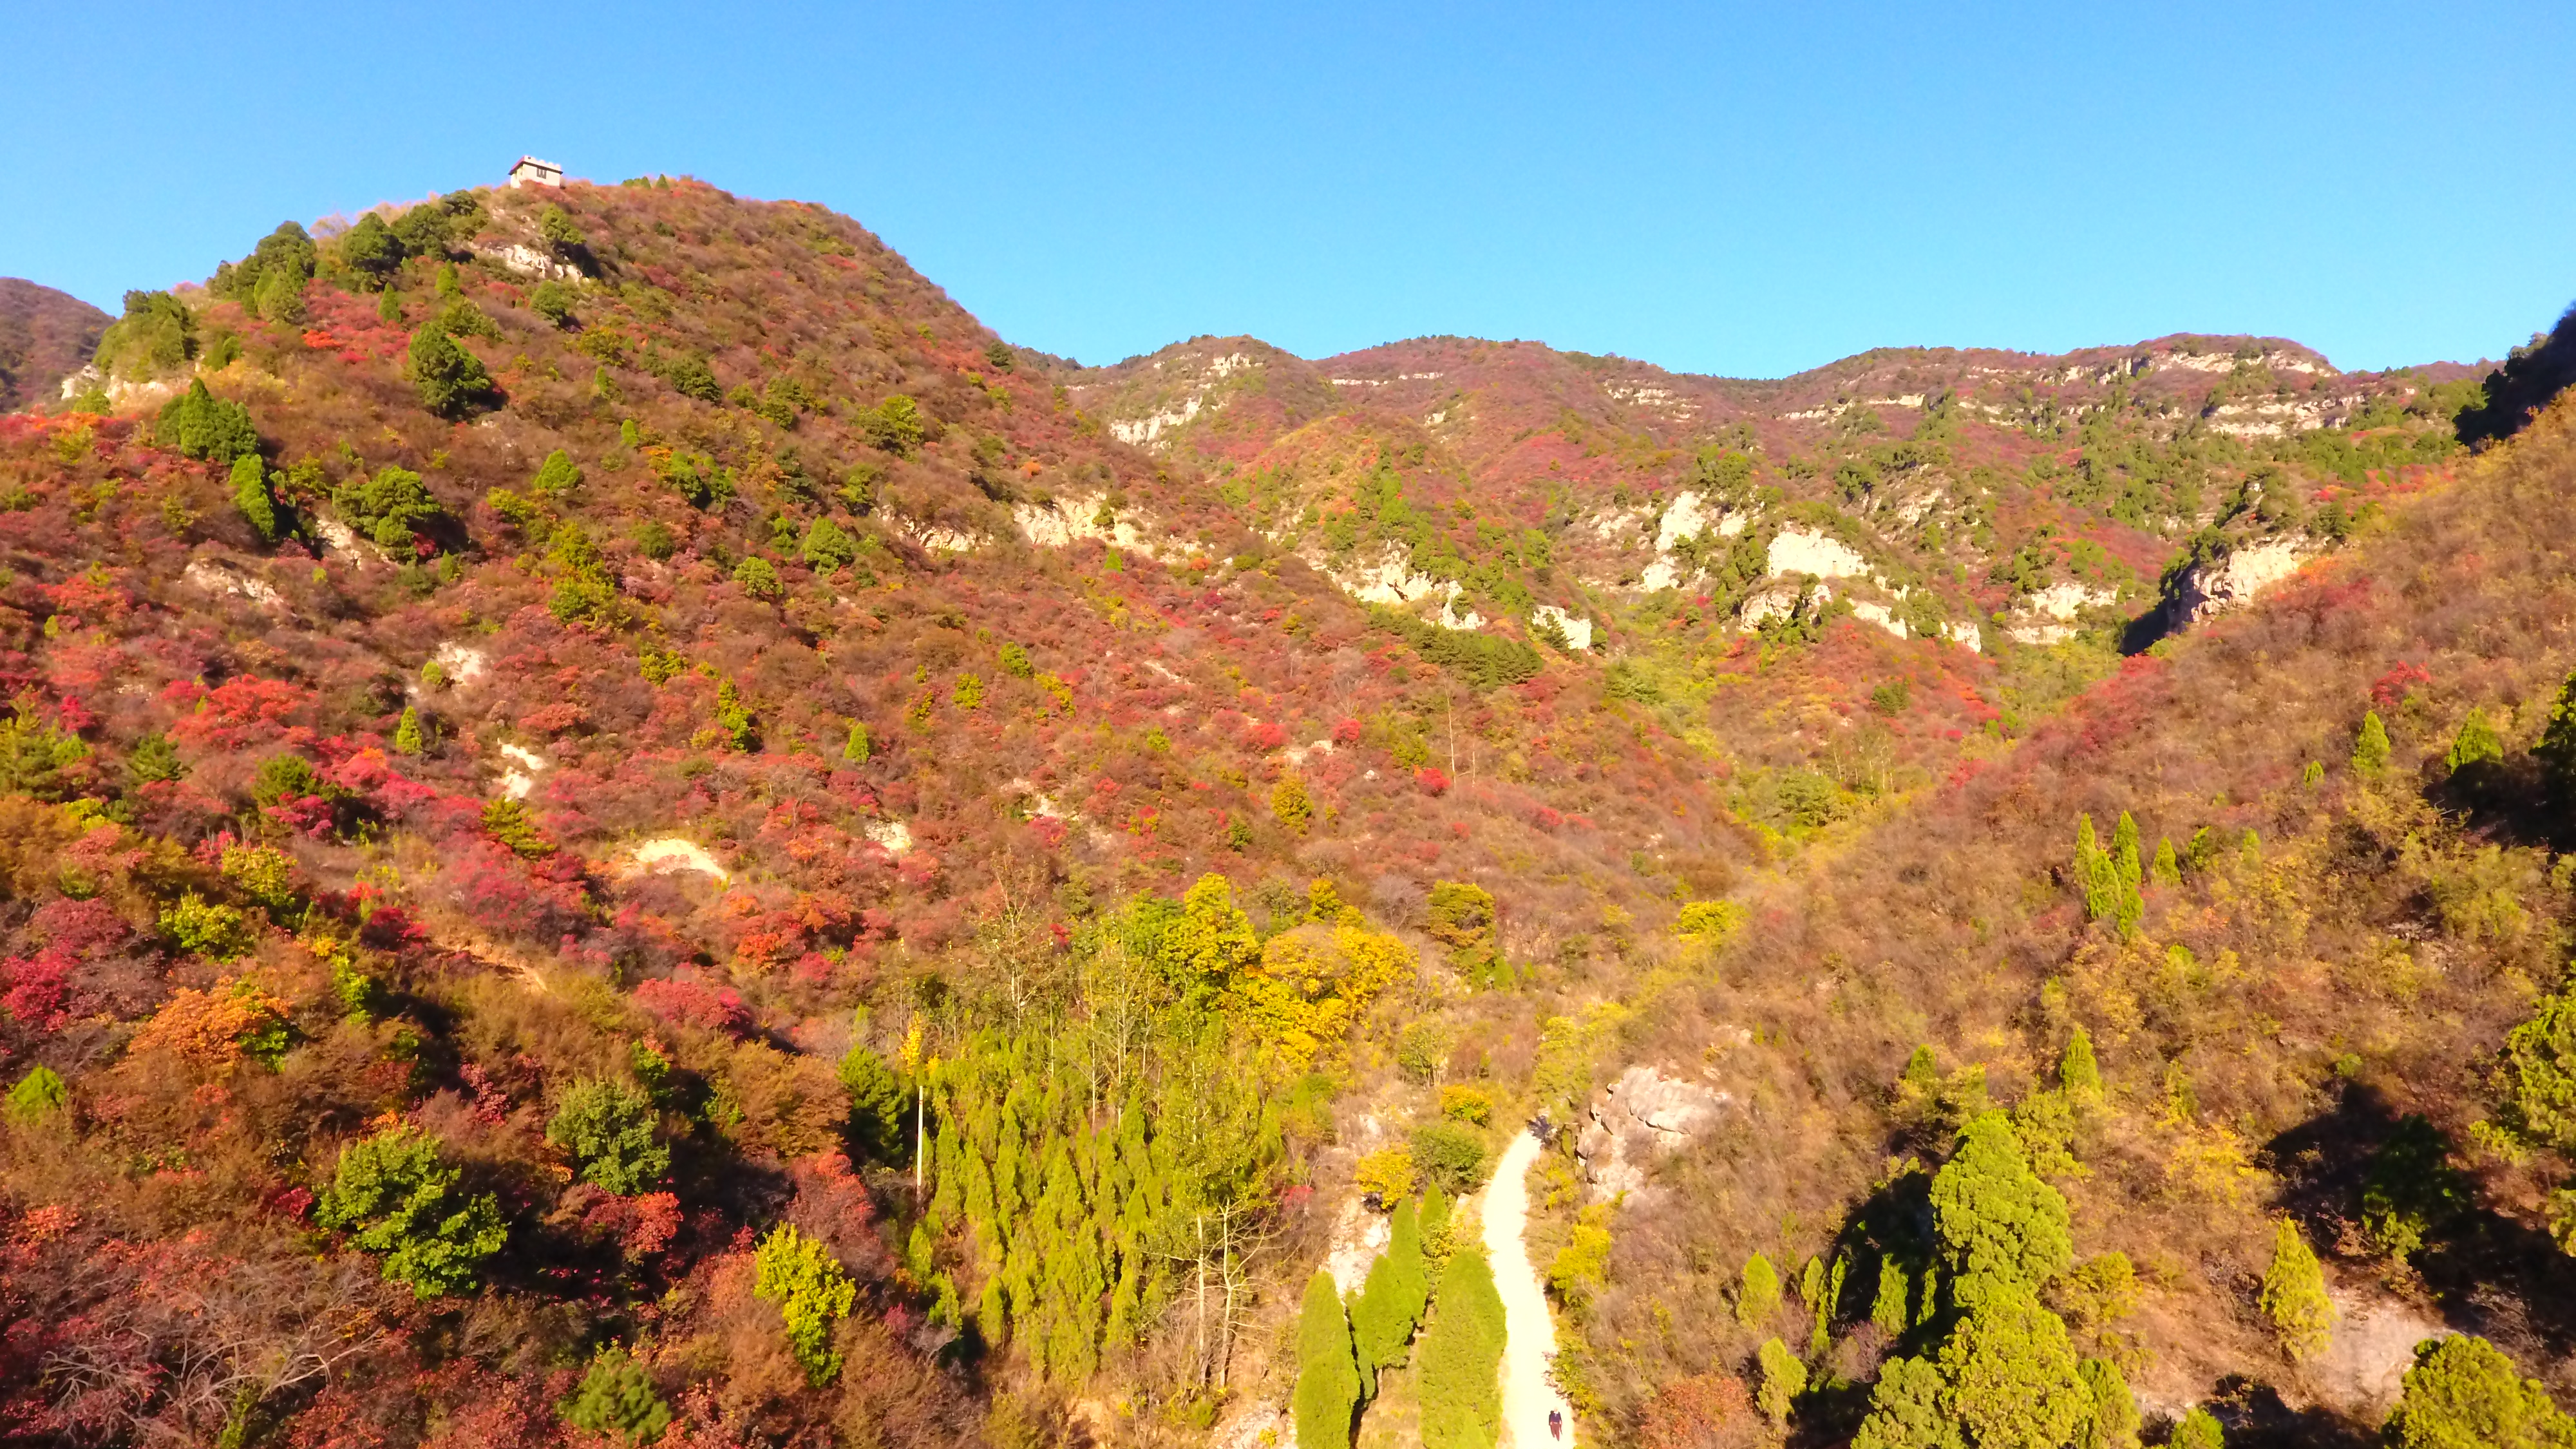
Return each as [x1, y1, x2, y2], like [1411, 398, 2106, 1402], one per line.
[1480, 1128, 1576, 1449]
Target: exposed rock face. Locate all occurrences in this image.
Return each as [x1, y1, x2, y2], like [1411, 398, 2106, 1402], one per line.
[1574, 1065, 1732, 1201]
[2175, 538, 2306, 625]
[1766, 527, 1871, 581]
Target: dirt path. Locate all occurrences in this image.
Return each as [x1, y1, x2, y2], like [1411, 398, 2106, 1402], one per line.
[1480, 1128, 1575, 1449]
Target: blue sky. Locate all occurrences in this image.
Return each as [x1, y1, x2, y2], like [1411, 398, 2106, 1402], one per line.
[3, 1, 2568, 378]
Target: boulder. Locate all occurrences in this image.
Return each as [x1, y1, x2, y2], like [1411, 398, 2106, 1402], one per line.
[1573, 1064, 1732, 1202]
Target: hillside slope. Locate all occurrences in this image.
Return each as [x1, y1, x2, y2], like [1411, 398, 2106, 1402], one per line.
[1558, 395, 2576, 1447]
[0, 278, 109, 412]
[0, 164, 2557, 1449]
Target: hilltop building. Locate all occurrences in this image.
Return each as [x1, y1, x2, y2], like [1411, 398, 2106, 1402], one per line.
[508, 156, 564, 189]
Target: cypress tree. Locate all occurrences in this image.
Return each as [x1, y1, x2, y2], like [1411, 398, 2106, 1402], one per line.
[1417, 1247, 1506, 1449]
[1871, 1256, 1910, 1336]
[1422, 1182, 1453, 1265]
[2353, 711, 2393, 775]
[1852, 1354, 1946, 1449]
[2111, 813, 2142, 890]
[843, 721, 871, 764]
[255, 267, 307, 325]
[1293, 1271, 1361, 1449]
[2077, 1356, 2143, 1449]
[1813, 1253, 1848, 1354]
[2060, 1026, 2102, 1100]
[1034, 1146, 1104, 1381]
[1353, 1198, 1427, 1390]
[2448, 708, 2505, 773]
[409, 324, 494, 417]
[2075, 816, 2119, 922]
[1737, 1252, 1782, 1327]
[1937, 1287, 2087, 1449]
[2150, 836, 2181, 887]
[1929, 1112, 2072, 1310]
[228, 454, 278, 542]
[2257, 1218, 2334, 1361]
[1756, 1336, 1806, 1426]
[393, 706, 424, 755]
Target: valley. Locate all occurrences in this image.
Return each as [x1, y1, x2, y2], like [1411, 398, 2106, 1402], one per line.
[0, 166, 2570, 1449]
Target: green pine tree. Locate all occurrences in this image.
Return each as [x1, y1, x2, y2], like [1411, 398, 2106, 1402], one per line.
[2060, 1026, 2102, 1100]
[2076, 1357, 2143, 1449]
[558, 1349, 670, 1443]
[837, 1043, 907, 1163]
[1936, 1287, 2087, 1448]
[1417, 1247, 1506, 1449]
[545, 1079, 668, 1194]
[2076, 815, 2120, 922]
[2536, 675, 2576, 795]
[533, 449, 583, 497]
[2360, 706, 2391, 773]
[1737, 1251, 1782, 1327]
[842, 720, 871, 764]
[2111, 813, 2141, 889]
[1870, 1256, 1911, 1336]
[229, 454, 278, 541]
[2171, 1407, 2225, 1449]
[2448, 708, 2505, 772]
[316, 1124, 507, 1298]
[2257, 1217, 2334, 1361]
[1756, 1336, 1807, 1426]
[2150, 836, 2182, 887]
[1353, 1198, 1427, 1391]
[2387, 1334, 2576, 1448]
[393, 706, 424, 755]
[409, 324, 494, 418]
[1293, 1271, 1361, 1449]
[1929, 1112, 2072, 1311]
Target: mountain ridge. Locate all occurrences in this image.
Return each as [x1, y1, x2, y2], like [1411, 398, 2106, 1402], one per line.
[0, 167, 2567, 1449]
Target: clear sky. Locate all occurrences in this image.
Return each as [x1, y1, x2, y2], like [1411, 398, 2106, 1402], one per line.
[3, 1, 2568, 379]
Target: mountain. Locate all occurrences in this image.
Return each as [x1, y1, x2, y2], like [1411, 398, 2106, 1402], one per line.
[0, 168, 2569, 1449]
[0, 278, 111, 411]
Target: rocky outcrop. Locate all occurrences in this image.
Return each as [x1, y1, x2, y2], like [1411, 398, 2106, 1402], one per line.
[1573, 1065, 1732, 1201]
[2174, 538, 2307, 625]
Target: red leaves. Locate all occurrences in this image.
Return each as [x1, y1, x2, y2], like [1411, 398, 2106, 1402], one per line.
[0, 948, 73, 1032]
[167, 676, 314, 750]
[1416, 766, 1451, 797]
[518, 701, 589, 736]
[582, 1189, 681, 1260]
[1332, 717, 1363, 744]
[2372, 661, 2432, 711]
[457, 1064, 513, 1127]
[32, 898, 128, 957]
[1247, 720, 1289, 751]
[632, 977, 751, 1037]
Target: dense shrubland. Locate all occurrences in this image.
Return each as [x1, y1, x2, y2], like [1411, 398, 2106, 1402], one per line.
[1554, 397, 2576, 1447]
[0, 164, 2566, 1449]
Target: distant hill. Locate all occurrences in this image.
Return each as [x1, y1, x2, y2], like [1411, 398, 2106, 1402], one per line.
[0, 278, 109, 410]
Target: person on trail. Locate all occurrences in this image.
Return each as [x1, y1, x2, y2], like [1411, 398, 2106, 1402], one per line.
[1549, 1409, 1564, 1441]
